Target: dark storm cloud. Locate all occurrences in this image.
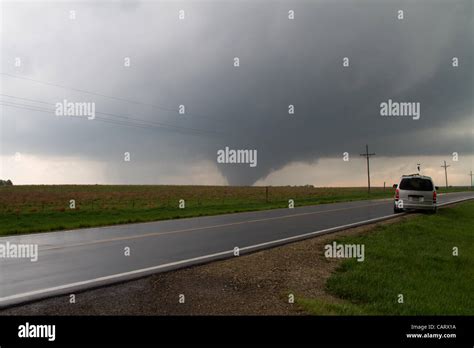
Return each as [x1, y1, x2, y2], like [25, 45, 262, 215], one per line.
[1, 0, 472, 184]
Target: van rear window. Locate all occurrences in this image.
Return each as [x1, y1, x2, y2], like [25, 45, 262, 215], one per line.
[399, 178, 433, 191]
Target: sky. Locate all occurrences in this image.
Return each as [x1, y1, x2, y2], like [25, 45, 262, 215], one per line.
[0, 0, 472, 187]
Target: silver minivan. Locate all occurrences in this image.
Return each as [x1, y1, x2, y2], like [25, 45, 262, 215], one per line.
[393, 174, 438, 213]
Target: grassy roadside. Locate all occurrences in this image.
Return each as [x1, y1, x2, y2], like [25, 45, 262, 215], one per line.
[299, 201, 474, 315]
[0, 185, 469, 236]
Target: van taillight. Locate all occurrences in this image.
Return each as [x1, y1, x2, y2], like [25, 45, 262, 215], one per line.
[395, 189, 400, 200]
[433, 190, 437, 203]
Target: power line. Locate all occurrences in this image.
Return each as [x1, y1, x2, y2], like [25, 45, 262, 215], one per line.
[0, 72, 225, 123]
[0, 100, 222, 137]
[0, 93, 223, 134]
[0, 72, 175, 110]
[0, 95, 224, 136]
[441, 160, 450, 189]
[0, 100, 209, 136]
[0, 101, 211, 136]
[0, 93, 52, 106]
[360, 144, 375, 194]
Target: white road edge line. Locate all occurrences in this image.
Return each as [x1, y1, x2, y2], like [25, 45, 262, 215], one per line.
[0, 196, 472, 306]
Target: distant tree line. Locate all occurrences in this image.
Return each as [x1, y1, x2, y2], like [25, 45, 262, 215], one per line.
[0, 179, 13, 186]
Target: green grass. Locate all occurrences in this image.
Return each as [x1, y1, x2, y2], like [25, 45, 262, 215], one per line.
[0, 185, 469, 236]
[300, 201, 474, 315]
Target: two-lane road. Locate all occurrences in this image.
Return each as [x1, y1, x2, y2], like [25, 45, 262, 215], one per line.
[1, 191, 473, 308]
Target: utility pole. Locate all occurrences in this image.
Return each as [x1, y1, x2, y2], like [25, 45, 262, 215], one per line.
[360, 144, 376, 194]
[469, 171, 473, 190]
[441, 161, 450, 189]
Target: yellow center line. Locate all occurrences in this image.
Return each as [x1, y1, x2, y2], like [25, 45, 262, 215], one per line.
[41, 201, 388, 251]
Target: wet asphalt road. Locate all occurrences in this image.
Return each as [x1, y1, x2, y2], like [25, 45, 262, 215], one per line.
[0, 191, 472, 307]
